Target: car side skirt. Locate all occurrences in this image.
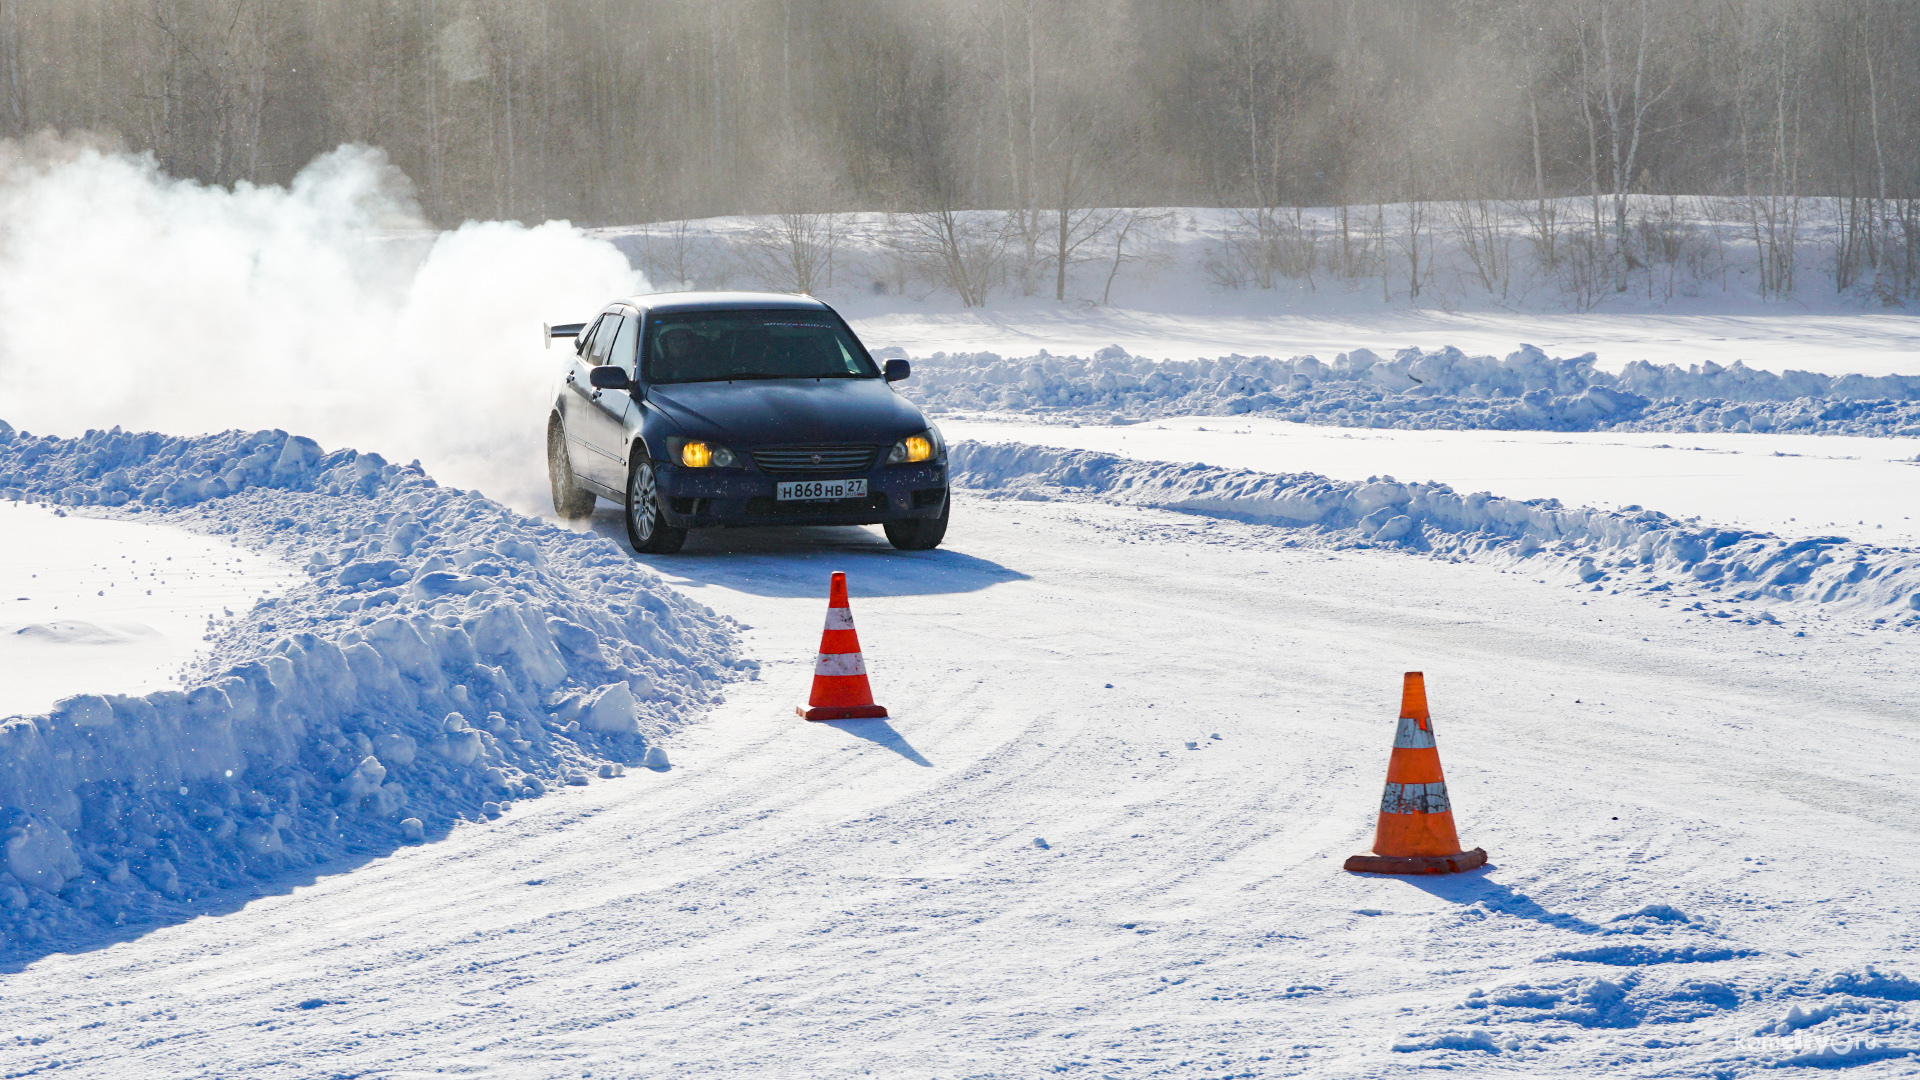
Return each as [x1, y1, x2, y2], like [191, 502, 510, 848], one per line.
[578, 475, 623, 500]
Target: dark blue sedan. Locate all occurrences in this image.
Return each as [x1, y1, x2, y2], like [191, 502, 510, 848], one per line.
[545, 292, 948, 554]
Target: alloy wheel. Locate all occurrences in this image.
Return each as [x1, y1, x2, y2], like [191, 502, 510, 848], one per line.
[627, 459, 657, 544]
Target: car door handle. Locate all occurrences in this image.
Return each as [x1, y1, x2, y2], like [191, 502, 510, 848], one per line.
[566, 371, 576, 384]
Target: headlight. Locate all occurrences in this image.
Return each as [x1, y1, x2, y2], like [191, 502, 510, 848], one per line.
[886, 427, 944, 465]
[673, 439, 740, 468]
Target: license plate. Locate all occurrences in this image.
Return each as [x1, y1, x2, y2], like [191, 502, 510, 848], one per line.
[776, 478, 867, 502]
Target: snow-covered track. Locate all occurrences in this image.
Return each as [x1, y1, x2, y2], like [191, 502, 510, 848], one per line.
[4, 493, 1917, 1076]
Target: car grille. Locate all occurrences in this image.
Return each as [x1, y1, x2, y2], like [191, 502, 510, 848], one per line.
[751, 445, 877, 476]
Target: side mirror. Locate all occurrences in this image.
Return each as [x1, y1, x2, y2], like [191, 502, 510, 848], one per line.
[884, 358, 911, 382]
[588, 366, 632, 390]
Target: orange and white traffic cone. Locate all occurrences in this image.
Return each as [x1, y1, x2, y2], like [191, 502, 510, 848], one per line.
[1344, 672, 1488, 875]
[796, 571, 889, 722]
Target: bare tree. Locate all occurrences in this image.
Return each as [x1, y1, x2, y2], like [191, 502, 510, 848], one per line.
[995, 0, 1043, 295]
[1505, 12, 1566, 271]
[1446, 197, 1514, 298]
[1100, 207, 1174, 304]
[1566, 0, 1674, 291]
[1205, 205, 1321, 291]
[0, 0, 25, 135]
[1042, 172, 1119, 301]
[636, 219, 721, 292]
[743, 209, 846, 295]
[1728, 1, 1808, 300]
[133, 0, 272, 185]
[885, 205, 1012, 308]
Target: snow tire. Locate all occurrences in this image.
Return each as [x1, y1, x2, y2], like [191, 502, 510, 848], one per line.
[625, 454, 687, 555]
[883, 492, 949, 551]
[547, 415, 597, 520]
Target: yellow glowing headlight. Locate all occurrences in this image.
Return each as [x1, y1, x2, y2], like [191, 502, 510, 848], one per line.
[886, 428, 943, 465]
[676, 441, 738, 468]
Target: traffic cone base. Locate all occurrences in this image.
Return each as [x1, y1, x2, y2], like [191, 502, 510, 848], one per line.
[1346, 672, 1486, 876]
[798, 571, 888, 722]
[797, 703, 889, 722]
[1343, 848, 1488, 876]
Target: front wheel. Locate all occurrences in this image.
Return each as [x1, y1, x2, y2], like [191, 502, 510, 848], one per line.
[547, 416, 597, 520]
[625, 456, 687, 555]
[883, 493, 949, 551]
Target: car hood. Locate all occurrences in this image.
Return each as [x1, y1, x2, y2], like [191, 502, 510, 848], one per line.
[645, 378, 928, 447]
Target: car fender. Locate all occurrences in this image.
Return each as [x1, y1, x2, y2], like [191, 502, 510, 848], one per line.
[629, 435, 655, 471]
[628, 401, 685, 467]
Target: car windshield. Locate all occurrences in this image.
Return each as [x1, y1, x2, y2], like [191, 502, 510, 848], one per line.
[644, 309, 878, 384]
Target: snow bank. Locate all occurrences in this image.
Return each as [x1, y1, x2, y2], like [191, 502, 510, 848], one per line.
[949, 440, 1920, 624]
[0, 421, 746, 945]
[906, 345, 1920, 438]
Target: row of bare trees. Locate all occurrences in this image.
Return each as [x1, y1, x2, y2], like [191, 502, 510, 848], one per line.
[0, 0, 1916, 301]
[622, 206, 1175, 308]
[619, 193, 1890, 311]
[1199, 193, 1903, 310]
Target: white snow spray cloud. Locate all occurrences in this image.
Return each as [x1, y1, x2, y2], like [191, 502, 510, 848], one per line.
[0, 136, 644, 510]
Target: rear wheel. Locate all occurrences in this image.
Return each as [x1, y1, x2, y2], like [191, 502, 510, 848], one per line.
[547, 416, 596, 519]
[883, 493, 949, 551]
[625, 455, 687, 555]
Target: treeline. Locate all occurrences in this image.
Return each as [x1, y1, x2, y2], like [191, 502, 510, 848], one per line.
[2, 0, 1917, 299]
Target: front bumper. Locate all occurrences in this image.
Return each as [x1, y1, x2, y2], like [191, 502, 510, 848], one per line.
[655, 460, 948, 528]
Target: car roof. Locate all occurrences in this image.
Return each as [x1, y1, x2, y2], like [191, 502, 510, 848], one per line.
[618, 291, 833, 315]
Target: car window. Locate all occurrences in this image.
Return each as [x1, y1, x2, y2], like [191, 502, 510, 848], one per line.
[574, 313, 606, 359]
[608, 313, 638, 376]
[587, 313, 619, 366]
[644, 309, 877, 384]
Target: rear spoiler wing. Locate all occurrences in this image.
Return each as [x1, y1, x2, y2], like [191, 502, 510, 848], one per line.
[543, 322, 585, 349]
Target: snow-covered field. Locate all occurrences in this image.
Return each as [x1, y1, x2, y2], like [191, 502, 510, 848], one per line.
[2, 151, 1918, 1077]
[0, 502, 295, 717]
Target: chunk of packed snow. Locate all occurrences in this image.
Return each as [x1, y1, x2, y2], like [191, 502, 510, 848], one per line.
[3, 810, 83, 893]
[581, 682, 641, 734]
